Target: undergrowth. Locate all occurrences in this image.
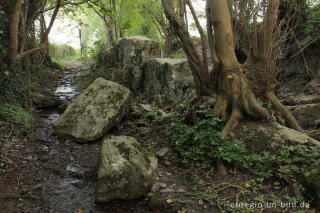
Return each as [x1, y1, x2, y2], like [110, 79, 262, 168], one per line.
[0, 103, 31, 127]
[168, 107, 320, 180]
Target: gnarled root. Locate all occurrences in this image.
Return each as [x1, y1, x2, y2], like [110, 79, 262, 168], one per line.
[184, 95, 212, 124]
[267, 92, 303, 133]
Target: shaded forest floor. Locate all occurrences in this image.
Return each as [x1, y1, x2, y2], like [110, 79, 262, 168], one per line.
[0, 61, 317, 213]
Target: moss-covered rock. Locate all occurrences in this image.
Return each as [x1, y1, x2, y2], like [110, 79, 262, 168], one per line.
[291, 103, 320, 129]
[53, 78, 131, 142]
[232, 122, 320, 153]
[95, 136, 158, 203]
[96, 36, 160, 90]
[32, 91, 62, 108]
[142, 58, 194, 100]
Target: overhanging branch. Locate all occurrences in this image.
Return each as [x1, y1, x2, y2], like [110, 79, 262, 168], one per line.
[41, 0, 91, 13]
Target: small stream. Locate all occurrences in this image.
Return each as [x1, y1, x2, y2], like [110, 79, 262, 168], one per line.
[34, 71, 103, 213]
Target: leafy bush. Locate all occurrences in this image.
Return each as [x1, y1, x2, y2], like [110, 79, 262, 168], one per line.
[0, 103, 31, 127]
[0, 64, 28, 104]
[168, 107, 320, 179]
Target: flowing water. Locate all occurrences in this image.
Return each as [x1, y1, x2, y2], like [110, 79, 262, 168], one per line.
[34, 71, 103, 213]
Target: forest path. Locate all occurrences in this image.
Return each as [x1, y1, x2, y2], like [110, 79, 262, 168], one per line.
[2, 61, 222, 213]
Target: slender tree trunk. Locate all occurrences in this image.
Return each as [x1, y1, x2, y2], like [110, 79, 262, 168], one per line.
[6, 0, 22, 64]
[19, 0, 28, 54]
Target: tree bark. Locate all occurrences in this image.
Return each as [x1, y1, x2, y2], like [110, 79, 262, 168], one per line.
[162, 0, 303, 139]
[6, 0, 22, 64]
[161, 0, 210, 96]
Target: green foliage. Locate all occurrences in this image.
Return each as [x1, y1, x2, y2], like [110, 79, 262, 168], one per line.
[168, 107, 247, 169]
[49, 43, 78, 59]
[264, 102, 273, 109]
[168, 108, 320, 179]
[0, 64, 28, 104]
[152, 93, 174, 109]
[299, 3, 320, 47]
[0, 103, 31, 127]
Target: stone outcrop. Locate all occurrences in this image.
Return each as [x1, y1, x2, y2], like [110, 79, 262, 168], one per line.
[232, 121, 320, 153]
[290, 103, 320, 129]
[95, 36, 195, 101]
[96, 36, 160, 90]
[53, 78, 131, 142]
[142, 58, 194, 100]
[96, 136, 158, 202]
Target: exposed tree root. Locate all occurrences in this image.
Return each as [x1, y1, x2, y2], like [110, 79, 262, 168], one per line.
[184, 95, 212, 124]
[267, 92, 304, 133]
[221, 107, 242, 136]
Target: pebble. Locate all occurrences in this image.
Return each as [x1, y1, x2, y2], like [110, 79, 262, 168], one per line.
[164, 160, 171, 166]
[152, 182, 167, 192]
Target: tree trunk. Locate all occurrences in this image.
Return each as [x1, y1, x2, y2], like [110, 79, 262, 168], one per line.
[162, 0, 303, 136]
[6, 0, 21, 64]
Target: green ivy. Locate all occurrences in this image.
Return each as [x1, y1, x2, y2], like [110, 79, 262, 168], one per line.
[168, 108, 320, 179]
[0, 103, 31, 127]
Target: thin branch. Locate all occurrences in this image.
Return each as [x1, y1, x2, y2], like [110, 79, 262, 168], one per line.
[186, 0, 208, 69]
[161, 0, 210, 94]
[289, 39, 317, 59]
[41, 0, 91, 13]
[16, 45, 45, 61]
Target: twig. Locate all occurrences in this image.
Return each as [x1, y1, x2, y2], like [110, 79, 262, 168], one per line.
[289, 39, 317, 59]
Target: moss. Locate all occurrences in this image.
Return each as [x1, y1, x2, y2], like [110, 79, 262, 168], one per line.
[73, 181, 86, 189]
[51, 164, 66, 175]
[149, 193, 163, 210]
[115, 141, 132, 160]
[58, 102, 68, 112]
[5, 192, 33, 199]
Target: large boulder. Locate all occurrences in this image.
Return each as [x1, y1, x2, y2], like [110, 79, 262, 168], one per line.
[142, 58, 194, 100]
[96, 136, 158, 202]
[232, 121, 320, 153]
[290, 103, 320, 129]
[53, 78, 131, 142]
[96, 36, 160, 90]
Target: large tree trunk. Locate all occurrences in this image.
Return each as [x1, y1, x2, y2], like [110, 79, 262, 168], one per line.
[162, 0, 303, 173]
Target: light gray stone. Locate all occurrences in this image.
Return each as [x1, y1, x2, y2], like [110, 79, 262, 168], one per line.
[96, 136, 158, 202]
[142, 58, 194, 100]
[53, 78, 131, 142]
[96, 36, 160, 89]
[290, 103, 320, 129]
[232, 121, 320, 153]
